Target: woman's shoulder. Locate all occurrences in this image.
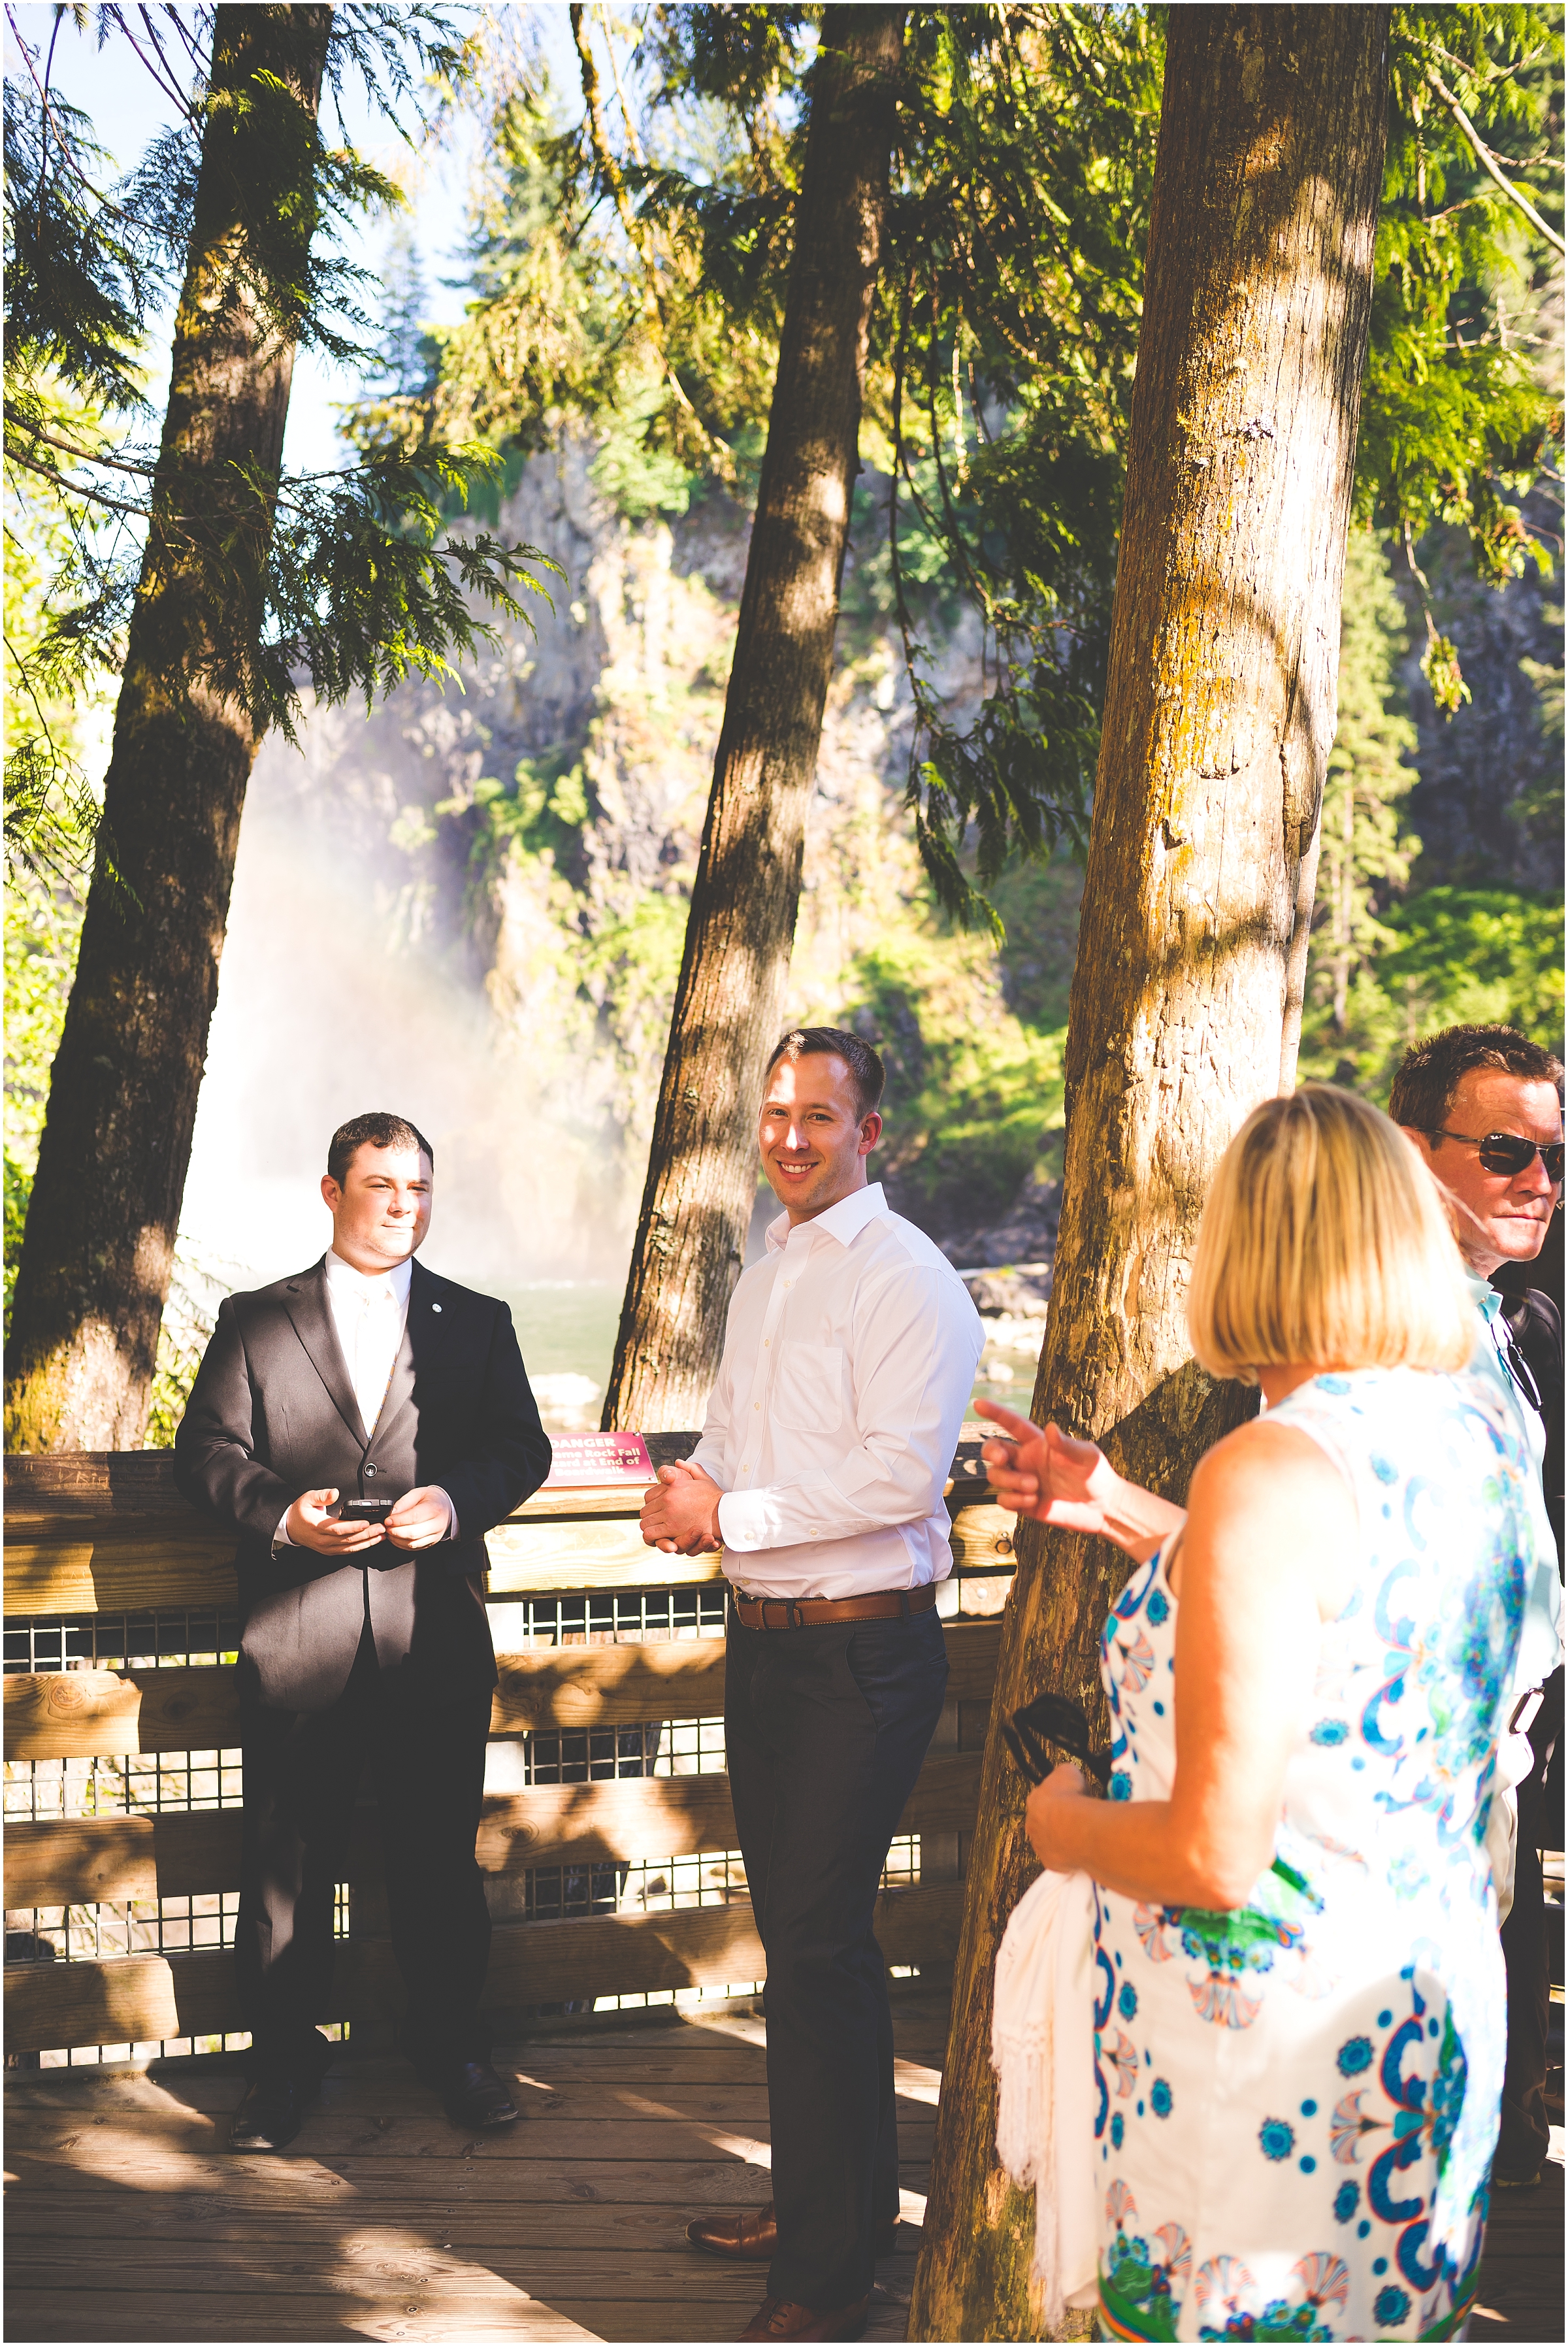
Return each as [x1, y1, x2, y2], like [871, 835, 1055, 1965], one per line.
[1269, 1364, 1526, 1483]
[1191, 1408, 1356, 1513]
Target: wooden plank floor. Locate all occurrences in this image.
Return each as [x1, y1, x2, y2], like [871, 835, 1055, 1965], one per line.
[4, 1995, 1560, 2343]
[3, 1997, 945, 2344]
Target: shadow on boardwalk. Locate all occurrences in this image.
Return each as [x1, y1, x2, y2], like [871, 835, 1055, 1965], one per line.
[3, 1997, 941, 2343]
[3, 1991, 1560, 2341]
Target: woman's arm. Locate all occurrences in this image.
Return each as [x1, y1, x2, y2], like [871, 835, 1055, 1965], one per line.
[975, 1398, 1186, 1561]
[1023, 1419, 1356, 1909]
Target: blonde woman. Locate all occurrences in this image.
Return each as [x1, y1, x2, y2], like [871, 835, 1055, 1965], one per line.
[980, 1088, 1555, 2345]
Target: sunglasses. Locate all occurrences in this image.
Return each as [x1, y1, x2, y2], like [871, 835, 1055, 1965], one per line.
[1002, 1690, 1112, 1790]
[1433, 1129, 1565, 1183]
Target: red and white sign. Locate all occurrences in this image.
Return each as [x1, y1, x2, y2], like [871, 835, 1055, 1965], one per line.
[542, 1431, 657, 1488]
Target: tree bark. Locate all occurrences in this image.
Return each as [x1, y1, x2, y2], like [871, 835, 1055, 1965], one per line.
[4, 6, 333, 1451]
[602, 7, 904, 1434]
[909, 9, 1389, 2337]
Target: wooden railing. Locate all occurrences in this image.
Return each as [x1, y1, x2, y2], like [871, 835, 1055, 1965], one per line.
[3, 1443, 1012, 2055]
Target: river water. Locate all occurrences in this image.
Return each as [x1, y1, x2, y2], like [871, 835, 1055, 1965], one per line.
[503, 1278, 1041, 1436]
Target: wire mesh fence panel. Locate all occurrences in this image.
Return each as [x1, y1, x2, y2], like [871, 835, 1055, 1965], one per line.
[3, 1610, 243, 1673]
[5, 1590, 932, 2049]
[487, 1586, 729, 1648]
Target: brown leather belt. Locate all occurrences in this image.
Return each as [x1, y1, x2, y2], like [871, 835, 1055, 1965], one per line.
[730, 1583, 940, 1632]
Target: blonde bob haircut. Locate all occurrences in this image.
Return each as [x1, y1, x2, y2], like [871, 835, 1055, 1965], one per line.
[1188, 1085, 1475, 1384]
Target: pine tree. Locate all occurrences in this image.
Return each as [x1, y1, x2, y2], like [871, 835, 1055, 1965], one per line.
[1311, 529, 1420, 1044]
[912, 9, 1390, 2331]
[3, 6, 555, 1451]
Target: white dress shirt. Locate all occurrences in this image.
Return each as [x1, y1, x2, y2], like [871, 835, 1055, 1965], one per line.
[274, 1249, 455, 1549]
[688, 1183, 985, 1598]
[328, 1248, 415, 1436]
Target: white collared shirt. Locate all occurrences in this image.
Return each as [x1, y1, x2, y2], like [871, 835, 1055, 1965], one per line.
[688, 1182, 985, 1598]
[274, 1249, 455, 1549]
[324, 1247, 414, 1438]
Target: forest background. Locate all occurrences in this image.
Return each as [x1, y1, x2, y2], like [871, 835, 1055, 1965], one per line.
[5, 0, 1564, 1444]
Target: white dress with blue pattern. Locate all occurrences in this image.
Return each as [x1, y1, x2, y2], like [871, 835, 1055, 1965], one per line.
[1092, 1368, 1547, 2343]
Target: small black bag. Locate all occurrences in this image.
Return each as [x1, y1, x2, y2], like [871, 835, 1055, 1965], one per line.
[1002, 1689, 1112, 1789]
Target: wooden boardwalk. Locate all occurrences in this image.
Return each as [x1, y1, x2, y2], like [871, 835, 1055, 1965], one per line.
[4, 1991, 1561, 2343]
[3, 1996, 942, 2344]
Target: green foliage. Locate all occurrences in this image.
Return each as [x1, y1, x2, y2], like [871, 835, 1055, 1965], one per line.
[872, 7, 1160, 928]
[590, 376, 703, 518]
[3, 391, 112, 886]
[1382, 885, 1564, 1036]
[580, 891, 693, 1027]
[1299, 533, 1563, 1096]
[1307, 530, 1422, 1040]
[3, 5, 559, 874]
[1302, 884, 1565, 1097]
[4, 470, 98, 1327]
[4, 859, 84, 1332]
[400, 3, 1561, 940]
[840, 923, 1068, 1231]
[472, 748, 594, 865]
[1365, 7, 1563, 697]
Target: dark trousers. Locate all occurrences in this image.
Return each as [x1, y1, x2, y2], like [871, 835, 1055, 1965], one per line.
[236, 1621, 494, 2078]
[726, 1603, 949, 2311]
[1497, 1665, 1563, 2173]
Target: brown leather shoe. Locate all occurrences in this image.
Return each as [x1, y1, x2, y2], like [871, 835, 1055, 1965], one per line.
[687, 2202, 902, 2262]
[738, 2298, 870, 2342]
[689, 2202, 779, 2260]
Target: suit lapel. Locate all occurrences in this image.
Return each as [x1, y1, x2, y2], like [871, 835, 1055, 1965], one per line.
[283, 1259, 368, 1447]
[394, 1259, 459, 1440]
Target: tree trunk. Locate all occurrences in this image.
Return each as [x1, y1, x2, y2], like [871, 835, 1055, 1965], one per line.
[601, 7, 904, 1434]
[4, 7, 332, 1452]
[909, 9, 1389, 2336]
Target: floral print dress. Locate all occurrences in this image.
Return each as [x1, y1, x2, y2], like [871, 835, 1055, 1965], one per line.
[1092, 1368, 1550, 2343]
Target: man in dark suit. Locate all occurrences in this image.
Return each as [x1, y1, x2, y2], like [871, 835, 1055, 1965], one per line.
[1392, 1024, 1564, 2190]
[174, 1110, 550, 2150]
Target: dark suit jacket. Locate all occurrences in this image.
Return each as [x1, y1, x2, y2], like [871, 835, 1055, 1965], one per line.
[1501, 1285, 1564, 1570]
[174, 1257, 551, 1711]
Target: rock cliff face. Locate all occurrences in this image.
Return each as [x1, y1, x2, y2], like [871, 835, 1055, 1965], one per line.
[197, 437, 1560, 1341]
[210, 440, 1059, 1298]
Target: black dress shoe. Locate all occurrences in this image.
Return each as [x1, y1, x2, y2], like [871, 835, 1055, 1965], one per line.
[229, 2068, 320, 2152]
[429, 2058, 519, 2128]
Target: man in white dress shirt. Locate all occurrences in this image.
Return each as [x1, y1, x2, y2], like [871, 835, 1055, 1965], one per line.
[641, 1028, 983, 2342]
[176, 1113, 550, 2151]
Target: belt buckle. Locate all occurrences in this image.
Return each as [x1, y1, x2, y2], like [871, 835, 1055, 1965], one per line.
[787, 1600, 806, 1631]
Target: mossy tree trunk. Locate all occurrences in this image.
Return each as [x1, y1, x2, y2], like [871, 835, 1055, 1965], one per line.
[910, 8, 1390, 2336]
[602, 7, 904, 1433]
[5, 5, 332, 1451]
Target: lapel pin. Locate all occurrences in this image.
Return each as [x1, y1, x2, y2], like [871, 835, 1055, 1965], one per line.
[431, 1302, 442, 1313]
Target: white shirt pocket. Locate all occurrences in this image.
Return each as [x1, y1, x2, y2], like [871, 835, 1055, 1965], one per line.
[772, 1341, 844, 1434]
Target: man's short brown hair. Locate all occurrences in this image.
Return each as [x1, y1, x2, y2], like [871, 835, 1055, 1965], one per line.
[764, 1027, 885, 1122]
[1388, 1024, 1563, 1136]
[327, 1112, 434, 1187]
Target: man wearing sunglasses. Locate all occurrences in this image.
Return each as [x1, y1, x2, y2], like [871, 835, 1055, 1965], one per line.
[1392, 1021, 1564, 2190]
